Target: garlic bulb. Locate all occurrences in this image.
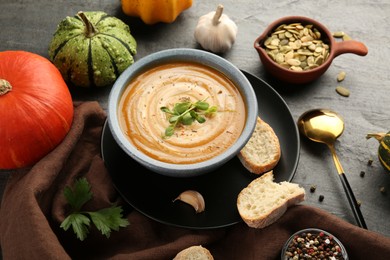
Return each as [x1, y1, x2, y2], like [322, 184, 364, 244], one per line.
[194, 4, 238, 53]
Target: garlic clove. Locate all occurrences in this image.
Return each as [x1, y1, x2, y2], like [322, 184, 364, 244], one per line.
[173, 190, 205, 213]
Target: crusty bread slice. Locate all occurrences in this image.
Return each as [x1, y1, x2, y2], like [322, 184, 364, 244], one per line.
[237, 171, 305, 229]
[238, 117, 281, 174]
[173, 245, 214, 260]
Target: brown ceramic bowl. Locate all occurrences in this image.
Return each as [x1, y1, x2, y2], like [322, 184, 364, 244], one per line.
[254, 16, 368, 84]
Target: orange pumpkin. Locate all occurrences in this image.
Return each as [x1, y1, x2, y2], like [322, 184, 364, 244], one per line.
[0, 51, 74, 169]
[121, 0, 193, 24]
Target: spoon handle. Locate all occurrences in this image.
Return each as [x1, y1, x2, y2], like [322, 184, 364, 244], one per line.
[339, 172, 368, 229]
[329, 144, 368, 229]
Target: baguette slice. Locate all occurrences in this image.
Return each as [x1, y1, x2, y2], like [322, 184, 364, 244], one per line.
[237, 171, 305, 229]
[173, 245, 214, 260]
[238, 117, 281, 175]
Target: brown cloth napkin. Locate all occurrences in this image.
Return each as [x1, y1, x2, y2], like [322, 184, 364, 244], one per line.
[1, 101, 390, 260]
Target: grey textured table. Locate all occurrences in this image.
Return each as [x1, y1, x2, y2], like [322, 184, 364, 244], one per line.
[1, 0, 389, 251]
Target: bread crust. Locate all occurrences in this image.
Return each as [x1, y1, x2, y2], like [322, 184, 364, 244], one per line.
[236, 171, 305, 229]
[173, 245, 214, 260]
[238, 117, 281, 174]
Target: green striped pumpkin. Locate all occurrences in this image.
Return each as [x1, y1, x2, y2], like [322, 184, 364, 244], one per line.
[366, 131, 390, 172]
[49, 11, 137, 87]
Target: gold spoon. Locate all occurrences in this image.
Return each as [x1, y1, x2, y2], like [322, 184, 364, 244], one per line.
[297, 108, 367, 229]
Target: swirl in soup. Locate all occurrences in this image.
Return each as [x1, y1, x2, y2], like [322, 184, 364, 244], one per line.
[118, 62, 246, 164]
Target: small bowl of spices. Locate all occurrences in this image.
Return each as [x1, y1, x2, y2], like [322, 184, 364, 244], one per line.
[281, 228, 348, 259]
[254, 16, 368, 84]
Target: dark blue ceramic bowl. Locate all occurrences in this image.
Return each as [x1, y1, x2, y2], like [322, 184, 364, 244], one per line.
[108, 48, 258, 177]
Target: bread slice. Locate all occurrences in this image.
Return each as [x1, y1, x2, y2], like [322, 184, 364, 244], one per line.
[173, 245, 214, 260]
[238, 117, 281, 174]
[237, 171, 305, 229]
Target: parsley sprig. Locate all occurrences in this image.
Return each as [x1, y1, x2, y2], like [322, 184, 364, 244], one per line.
[160, 98, 217, 137]
[60, 178, 129, 241]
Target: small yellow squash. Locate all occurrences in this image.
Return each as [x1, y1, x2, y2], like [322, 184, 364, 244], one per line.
[121, 0, 193, 25]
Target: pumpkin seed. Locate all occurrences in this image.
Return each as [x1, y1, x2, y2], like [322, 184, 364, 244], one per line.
[264, 37, 273, 45]
[263, 22, 330, 71]
[343, 34, 352, 41]
[275, 24, 286, 31]
[300, 61, 308, 69]
[307, 56, 315, 65]
[288, 29, 300, 35]
[285, 31, 293, 38]
[280, 39, 289, 46]
[333, 31, 345, 38]
[278, 33, 287, 39]
[273, 29, 286, 35]
[337, 71, 346, 82]
[270, 38, 280, 46]
[301, 35, 314, 42]
[280, 45, 292, 53]
[287, 58, 301, 66]
[335, 86, 350, 97]
[333, 31, 353, 41]
[291, 66, 303, 71]
[285, 50, 294, 60]
[275, 53, 285, 63]
[298, 55, 307, 61]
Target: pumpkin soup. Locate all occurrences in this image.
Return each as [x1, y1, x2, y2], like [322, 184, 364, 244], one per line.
[118, 62, 246, 164]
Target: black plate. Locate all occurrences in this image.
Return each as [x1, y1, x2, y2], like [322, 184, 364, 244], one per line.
[101, 70, 300, 229]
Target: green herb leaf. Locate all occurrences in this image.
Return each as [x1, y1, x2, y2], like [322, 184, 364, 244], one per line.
[160, 98, 217, 138]
[165, 125, 175, 137]
[205, 106, 218, 116]
[169, 115, 181, 123]
[88, 206, 129, 238]
[173, 102, 191, 114]
[60, 213, 91, 241]
[207, 106, 218, 113]
[60, 178, 129, 241]
[160, 107, 174, 114]
[63, 178, 92, 211]
[190, 110, 206, 123]
[196, 116, 206, 123]
[195, 101, 209, 110]
[181, 112, 194, 125]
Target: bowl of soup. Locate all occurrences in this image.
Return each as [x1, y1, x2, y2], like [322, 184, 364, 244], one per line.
[108, 48, 258, 177]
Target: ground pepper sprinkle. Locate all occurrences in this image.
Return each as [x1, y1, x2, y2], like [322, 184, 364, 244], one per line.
[367, 159, 373, 166]
[283, 229, 347, 259]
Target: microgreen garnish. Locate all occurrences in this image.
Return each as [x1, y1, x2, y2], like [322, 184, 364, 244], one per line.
[160, 98, 217, 137]
[60, 178, 129, 241]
